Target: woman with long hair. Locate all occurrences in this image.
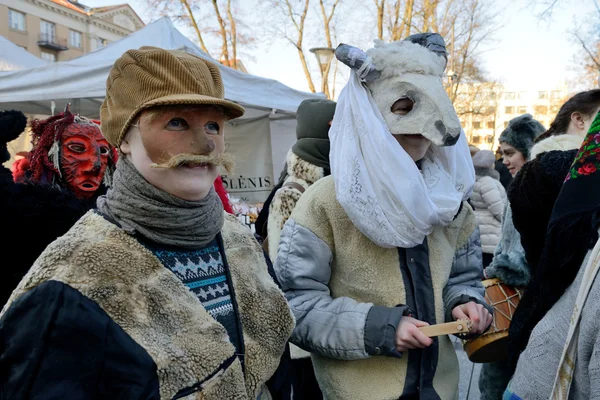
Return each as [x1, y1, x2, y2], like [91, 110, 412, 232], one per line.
[531, 89, 600, 159]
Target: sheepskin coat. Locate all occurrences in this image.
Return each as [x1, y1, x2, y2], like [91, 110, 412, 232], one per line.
[274, 176, 489, 400]
[470, 167, 507, 254]
[529, 133, 584, 160]
[267, 150, 326, 262]
[0, 211, 295, 400]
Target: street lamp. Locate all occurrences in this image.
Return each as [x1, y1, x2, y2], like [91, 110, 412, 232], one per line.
[310, 47, 335, 97]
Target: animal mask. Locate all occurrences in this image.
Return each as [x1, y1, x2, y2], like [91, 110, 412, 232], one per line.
[335, 33, 461, 146]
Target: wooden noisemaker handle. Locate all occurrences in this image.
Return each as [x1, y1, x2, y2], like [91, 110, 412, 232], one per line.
[418, 319, 473, 337]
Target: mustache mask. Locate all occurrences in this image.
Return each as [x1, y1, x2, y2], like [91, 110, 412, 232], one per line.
[150, 152, 235, 173]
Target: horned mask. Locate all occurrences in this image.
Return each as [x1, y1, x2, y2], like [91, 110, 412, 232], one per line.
[335, 33, 461, 146]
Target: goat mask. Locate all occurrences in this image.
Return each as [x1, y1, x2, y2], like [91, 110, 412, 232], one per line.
[329, 36, 474, 248]
[335, 34, 460, 146]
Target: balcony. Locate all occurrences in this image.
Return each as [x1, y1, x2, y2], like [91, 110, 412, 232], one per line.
[37, 33, 68, 51]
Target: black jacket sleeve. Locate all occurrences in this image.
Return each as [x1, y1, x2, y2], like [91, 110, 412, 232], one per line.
[0, 280, 160, 400]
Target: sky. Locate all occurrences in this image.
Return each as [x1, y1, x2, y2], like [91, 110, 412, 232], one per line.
[85, 0, 598, 95]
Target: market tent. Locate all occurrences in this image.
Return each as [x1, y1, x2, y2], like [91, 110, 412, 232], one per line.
[0, 36, 47, 71]
[0, 17, 323, 202]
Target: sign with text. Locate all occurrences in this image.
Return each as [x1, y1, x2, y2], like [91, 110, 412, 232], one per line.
[222, 116, 273, 203]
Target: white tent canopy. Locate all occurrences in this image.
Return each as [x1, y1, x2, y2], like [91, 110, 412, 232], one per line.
[0, 17, 323, 202]
[0, 36, 47, 71]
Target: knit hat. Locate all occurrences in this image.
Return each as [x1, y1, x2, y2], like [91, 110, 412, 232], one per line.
[291, 99, 336, 175]
[0, 110, 27, 164]
[100, 46, 245, 147]
[472, 149, 495, 168]
[499, 114, 546, 160]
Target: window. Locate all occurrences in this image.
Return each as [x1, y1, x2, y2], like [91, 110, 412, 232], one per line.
[518, 106, 527, 114]
[505, 106, 514, 114]
[91, 37, 110, 50]
[69, 30, 82, 48]
[40, 52, 56, 62]
[538, 91, 548, 99]
[550, 104, 560, 113]
[518, 91, 528, 99]
[473, 121, 482, 129]
[534, 105, 548, 115]
[486, 135, 494, 144]
[472, 135, 482, 144]
[551, 90, 562, 99]
[504, 121, 510, 128]
[504, 92, 515, 100]
[40, 20, 56, 43]
[486, 106, 497, 114]
[8, 10, 26, 31]
[487, 121, 495, 129]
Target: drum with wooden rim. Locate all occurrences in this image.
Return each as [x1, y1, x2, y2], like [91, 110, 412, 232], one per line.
[463, 278, 523, 363]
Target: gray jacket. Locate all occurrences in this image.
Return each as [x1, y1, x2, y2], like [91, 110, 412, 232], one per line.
[274, 219, 490, 362]
[507, 249, 600, 399]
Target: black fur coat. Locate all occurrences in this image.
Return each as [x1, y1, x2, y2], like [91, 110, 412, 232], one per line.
[506, 149, 578, 367]
[0, 165, 102, 306]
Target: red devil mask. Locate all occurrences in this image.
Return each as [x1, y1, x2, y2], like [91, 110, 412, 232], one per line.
[60, 122, 111, 199]
[28, 106, 115, 199]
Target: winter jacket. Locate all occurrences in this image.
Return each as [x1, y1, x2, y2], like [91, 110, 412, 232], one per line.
[0, 211, 294, 400]
[471, 167, 507, 254]
[267, 150, 326, 262]
[485, 203, 529, 287]
[273, 176, 490, 400]
[529, 133, 584, 160]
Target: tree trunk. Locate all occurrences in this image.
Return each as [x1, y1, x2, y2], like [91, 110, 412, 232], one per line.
[403, 0, 413, 38]
[375, 0, 385, 40]
[211, 0, 230, 66]
[285, 0, 316, 93]
[319, 0, 339, 98]
[391, 0, 402, 41]
[226, 0, 238, 70]
[180, 0, 210, 56]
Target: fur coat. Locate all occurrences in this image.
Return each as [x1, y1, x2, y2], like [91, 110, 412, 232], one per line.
[1, 211, 295, 399]
[529, 133, 584, 160]
[267, 150, 326, 262]
[471, 167, 507, 254]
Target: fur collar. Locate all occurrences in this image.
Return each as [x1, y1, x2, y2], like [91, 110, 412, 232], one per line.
[530, 134, 583, 160]
[4, 212, 294, 400]
[475, 167, 500, 180]
[286, 150, 326, 185]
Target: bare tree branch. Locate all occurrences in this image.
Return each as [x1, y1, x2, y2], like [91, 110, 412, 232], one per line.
[180, 0, 210, 56]
[226, 0, 238, 69]
[211, 0, 230, 64]
[575, 32, 600, 70]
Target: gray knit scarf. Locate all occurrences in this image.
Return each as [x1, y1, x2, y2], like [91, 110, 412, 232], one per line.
[97, 157, 224, 249]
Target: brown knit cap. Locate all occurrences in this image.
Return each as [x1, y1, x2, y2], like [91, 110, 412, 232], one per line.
[100, 46, 245, 146]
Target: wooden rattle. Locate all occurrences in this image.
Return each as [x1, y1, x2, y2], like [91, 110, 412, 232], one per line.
[418, 319, 473, 337]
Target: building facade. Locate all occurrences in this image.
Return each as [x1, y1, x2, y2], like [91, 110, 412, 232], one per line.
[0, 0, 144, 62]
[454, 82, 569, 151]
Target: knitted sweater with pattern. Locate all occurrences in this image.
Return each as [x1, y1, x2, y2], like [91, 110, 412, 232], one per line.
[142, 237, 242, 355]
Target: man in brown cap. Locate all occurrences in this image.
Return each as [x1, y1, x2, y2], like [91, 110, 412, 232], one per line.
[0, 47, 294, 399]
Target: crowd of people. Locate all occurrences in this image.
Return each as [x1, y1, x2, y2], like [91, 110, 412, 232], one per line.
[0, 32, 599, 400]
